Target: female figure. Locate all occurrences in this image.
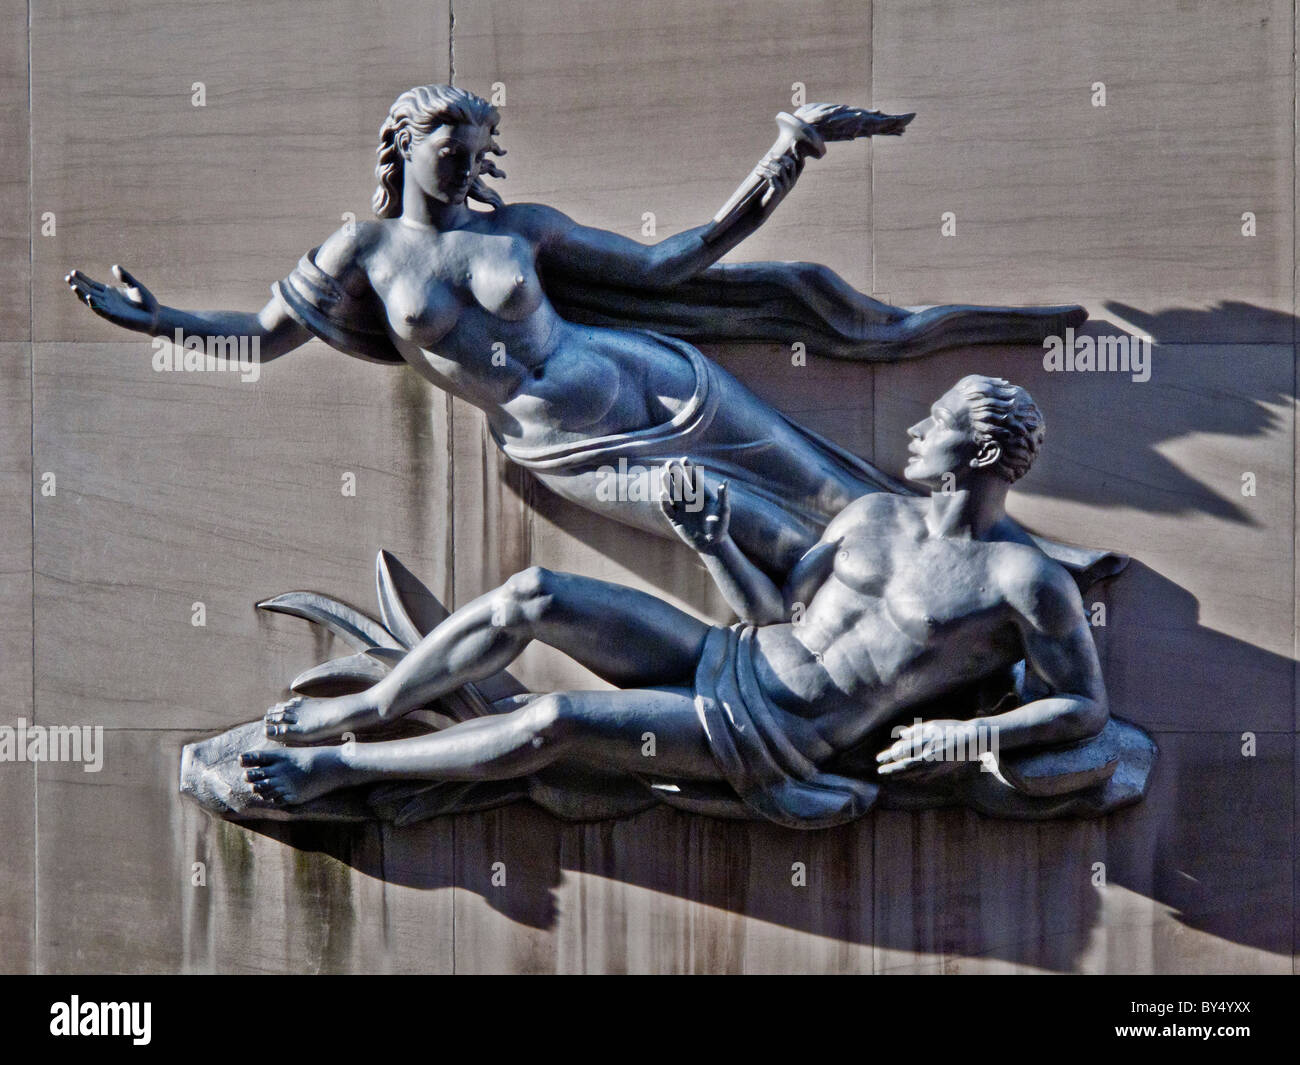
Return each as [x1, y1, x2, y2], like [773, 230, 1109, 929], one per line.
[66, 85, 1085, 577]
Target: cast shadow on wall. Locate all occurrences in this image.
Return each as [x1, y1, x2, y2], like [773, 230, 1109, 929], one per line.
[1050, 303, 1293, 524]
[226, 303, 1295, 969]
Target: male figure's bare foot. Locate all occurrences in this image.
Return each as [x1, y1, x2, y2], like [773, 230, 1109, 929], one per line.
[240, 747, 356, 806]
[263, 693, 384, 744]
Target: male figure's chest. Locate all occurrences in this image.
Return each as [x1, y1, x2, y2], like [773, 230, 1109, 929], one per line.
[836, 533, 1005, 641]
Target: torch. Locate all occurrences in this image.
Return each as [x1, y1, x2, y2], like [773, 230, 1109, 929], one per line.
[702, 103, 914, 245]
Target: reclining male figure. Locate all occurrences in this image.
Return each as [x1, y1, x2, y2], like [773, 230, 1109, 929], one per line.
[241, 375, 1108, 822]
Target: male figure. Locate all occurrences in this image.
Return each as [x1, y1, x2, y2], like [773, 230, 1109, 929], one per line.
[242, 376, 1108, 827]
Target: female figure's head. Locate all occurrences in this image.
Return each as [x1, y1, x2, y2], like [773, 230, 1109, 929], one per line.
[373, 85, 506, 217]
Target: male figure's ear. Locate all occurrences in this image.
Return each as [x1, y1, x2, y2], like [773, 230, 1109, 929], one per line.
[970, 441, 1002, 470]
[396, 130, 412, 159]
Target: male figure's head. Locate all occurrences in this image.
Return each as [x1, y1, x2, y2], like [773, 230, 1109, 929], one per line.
[904, 375, 1045, 491]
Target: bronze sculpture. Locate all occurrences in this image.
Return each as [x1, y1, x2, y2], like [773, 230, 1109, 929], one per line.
[66, 85, 1096, 580]
[182, 377, 1155, 826]
[58, 83, 1151, 824]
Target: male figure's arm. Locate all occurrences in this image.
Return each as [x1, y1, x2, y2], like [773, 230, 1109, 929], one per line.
[976, 576, 1109, 752]
[658, 460, 786, 625]
[877, 554, 1108, 774]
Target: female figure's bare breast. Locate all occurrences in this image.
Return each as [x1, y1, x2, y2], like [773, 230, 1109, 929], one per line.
[358, 218, 696, 447]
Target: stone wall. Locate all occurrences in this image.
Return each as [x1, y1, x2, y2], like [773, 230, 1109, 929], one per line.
[2, 0, 1295, 972]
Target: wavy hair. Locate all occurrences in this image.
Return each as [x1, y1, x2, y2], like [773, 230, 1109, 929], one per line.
[953, 375, 1045, 483]
[372, 85, 506, 217]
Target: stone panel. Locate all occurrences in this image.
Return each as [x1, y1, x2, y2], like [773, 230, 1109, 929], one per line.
[0, 342, 33, 973]
[450, 805, 873, 974]
[35, 728, 449, 972]
[33, 341, 452, 731]
[873, 731, 1292, 974]
[32, 0, 449, 341]
[872, 0, 1295, 343]
[0, 0, 30, 340]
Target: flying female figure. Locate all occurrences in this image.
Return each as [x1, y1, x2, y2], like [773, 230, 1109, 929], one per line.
[66, 84, 1088, 578]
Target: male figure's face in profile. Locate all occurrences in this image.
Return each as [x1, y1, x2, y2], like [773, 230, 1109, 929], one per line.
[903, 386, 976, 489]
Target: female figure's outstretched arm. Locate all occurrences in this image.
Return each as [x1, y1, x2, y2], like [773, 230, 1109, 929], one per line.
[505, 148, 801, 289]
[64, 264, 311, 363]
[511, 104, 911, 289]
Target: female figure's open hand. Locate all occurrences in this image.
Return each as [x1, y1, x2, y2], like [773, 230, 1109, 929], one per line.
[64, 264, 160, 334]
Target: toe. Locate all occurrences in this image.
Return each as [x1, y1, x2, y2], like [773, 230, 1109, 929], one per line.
[240, 750, 272, 767]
